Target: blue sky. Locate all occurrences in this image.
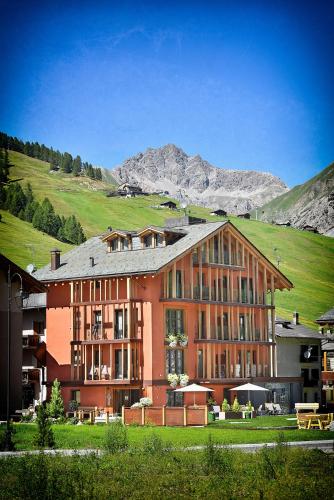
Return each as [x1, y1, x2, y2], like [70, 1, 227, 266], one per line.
[0, 0, 333, 187]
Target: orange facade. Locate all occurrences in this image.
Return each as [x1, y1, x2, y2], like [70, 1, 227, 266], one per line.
[44, 222, 291, 413]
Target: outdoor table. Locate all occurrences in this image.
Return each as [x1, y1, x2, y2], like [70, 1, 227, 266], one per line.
[302, 413, 329, 430]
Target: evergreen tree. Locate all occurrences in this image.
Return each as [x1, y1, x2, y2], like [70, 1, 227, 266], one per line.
[86, 164, 95, 179]
[24, 199, 39, 223]
[34, 404, 55, 448]
[47, 379, 64, 419]
[32, 197, 58, 236]
[5, 183, 27, 216]
[0, 148, 9, 184]
[63, 215, 86, 244]
[0, 185, 6, 208]
[95, 167, 102, 181]
[24, 182, 34, 204]
[60, 152, 73, 173]
[72, 155, 82, 176]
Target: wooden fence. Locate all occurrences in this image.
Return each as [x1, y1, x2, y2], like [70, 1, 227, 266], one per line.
[122, 405, 208, 426]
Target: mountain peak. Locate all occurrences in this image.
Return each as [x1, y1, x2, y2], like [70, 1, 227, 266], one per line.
[112, 145, 288, 212]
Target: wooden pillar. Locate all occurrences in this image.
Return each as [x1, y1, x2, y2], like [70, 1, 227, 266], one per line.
[127, 345, 131, 380]
[183, 406, 187, 426]
[271, 274, 275, 307]
[162, 405, 166, 426]
[98, 344, 101, 380]
[228, 232, 232, 265]
[172, 262, 176, 297]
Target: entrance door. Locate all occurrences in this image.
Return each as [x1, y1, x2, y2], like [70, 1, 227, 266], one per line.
[114, 389, 140, 414]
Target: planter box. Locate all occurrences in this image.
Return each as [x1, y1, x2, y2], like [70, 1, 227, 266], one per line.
[219, 411, 243, 420]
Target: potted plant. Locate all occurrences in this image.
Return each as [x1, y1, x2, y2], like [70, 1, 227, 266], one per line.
[179, 374, 189, 387]
[219, 398, 230, 419]
[178, 333, 188, 347]
[167, 373, 179, 388]
[226, 397, 243, 419]
[168, 334, 178, 348]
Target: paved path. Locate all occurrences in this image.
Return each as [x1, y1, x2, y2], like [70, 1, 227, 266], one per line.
[1, 439, 333, 457]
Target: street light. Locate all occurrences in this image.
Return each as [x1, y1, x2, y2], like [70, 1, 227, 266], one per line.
[4, 265, 28, 451]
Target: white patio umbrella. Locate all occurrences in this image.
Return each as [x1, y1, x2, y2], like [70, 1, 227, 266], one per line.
[174, 383, 214, 406]
[229, 382, 269, 404]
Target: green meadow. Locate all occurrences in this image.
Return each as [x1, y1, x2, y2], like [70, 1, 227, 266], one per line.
[1, 150, 333, 328]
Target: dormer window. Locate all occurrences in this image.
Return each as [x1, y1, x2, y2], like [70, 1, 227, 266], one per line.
[102, 231, 132, 252]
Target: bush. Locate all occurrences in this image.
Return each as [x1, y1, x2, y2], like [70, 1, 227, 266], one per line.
[103, 421, 128, 454]
[204, 435, 234, 475]
[232, 397, 241, 412]
[47, 378, 64, 418]
[142, 433, 171, 455]
[221, 398, 230, 411]
[68, 400, 79, 412]
[34, 404, 55, 448]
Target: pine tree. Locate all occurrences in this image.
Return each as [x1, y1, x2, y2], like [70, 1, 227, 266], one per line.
[47, 379, 64, 419]
[34, 404, 55, 448]
[5, 183, 27, 216]
[72, 155, 82, 176]
[24, 200, 39, 223]
[24, 182, 34, 204]
[60, 152, 73, 173]
[95, 167, 102, 181]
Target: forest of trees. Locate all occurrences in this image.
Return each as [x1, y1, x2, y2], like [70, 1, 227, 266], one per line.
[0, 149, 86, 245]
[0, 131, 102, 180]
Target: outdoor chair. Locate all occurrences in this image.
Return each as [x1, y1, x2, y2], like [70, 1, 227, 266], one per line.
[265, 403, 276, 415]
[257, 404, 268, 416]
[273, 404, 283, 415]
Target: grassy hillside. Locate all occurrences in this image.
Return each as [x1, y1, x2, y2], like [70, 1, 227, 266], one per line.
[0, 210, 73, 269]
[2, 151, 334, 329]
[256, 161, 334, 215]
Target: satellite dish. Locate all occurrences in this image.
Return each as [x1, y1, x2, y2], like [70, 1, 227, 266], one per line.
[26, 263, 36, 274]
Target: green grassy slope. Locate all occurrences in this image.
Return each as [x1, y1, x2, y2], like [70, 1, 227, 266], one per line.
[256, 161, 334, 215]
[0, 210, 73, 269]
[2, 151, 333, 328]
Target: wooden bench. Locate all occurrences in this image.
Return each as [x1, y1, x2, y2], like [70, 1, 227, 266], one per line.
[295, 403, 319, 414]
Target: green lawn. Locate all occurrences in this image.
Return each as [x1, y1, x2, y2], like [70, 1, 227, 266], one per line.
[11, 419, 334, 451]
[2, 150, 334, 328]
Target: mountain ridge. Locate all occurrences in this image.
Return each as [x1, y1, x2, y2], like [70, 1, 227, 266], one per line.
[112, 144, 288, 212]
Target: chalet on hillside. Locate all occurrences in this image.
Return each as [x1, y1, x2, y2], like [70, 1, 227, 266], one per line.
[117, 183, 147, 197]
[237, 213, 251, 220]
[34, 216, 296, 414]
[275, 221, 291, 227]
[160, 201, 177, 210]
[210, 209, 227, 217]
[302, 225, 318, 233]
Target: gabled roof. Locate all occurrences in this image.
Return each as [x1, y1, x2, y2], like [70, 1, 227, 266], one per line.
[33, 221, 293, 288]
[316, 307, 334, 324]
[102, 229, 134, 242]
[0, 254, 45, 293]
[275, 319, 323, 340]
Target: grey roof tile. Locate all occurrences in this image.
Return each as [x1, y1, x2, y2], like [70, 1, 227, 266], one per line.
[316, 307, 334, 323]
[34, 221, 227, 282]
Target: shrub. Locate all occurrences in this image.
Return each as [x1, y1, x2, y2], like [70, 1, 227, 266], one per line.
[34, 404, 55, 448]
[221, 398, 230, 411]
[68, 399, 79, 412]
[232, 397, 241, 412]
[142, 433, 171, 455]
[47, 378, 64, 418]
[103, 421, 128, 454]
[0, 425, 16, 451]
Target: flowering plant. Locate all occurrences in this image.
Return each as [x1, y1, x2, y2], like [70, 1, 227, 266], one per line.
[168, 334, 178, 348]
[178, 333, 188, 347]
[131, 397, 153, 408]
[167, 373, 179, 387]
[179, 374, 189, 387]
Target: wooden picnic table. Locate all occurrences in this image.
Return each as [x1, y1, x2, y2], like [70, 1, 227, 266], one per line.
[297, 413, 332, 430]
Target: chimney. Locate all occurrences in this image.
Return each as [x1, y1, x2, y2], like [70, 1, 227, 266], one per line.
[108, 226, 113, 232]
[89, 256, 95, 267]
[50, 249, 61, 271]
[293, 311, 299, 325]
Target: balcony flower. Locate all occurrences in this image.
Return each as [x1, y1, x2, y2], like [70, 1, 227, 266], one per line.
[167, 373, 179, 388]
[168, 334, 178, 348]
[179, 374, 189, 387]
[178, 333, 188, 347]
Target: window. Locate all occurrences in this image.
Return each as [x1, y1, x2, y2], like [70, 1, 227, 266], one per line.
[199, 311, 206, 339]
[166, 309, 184, 334]
[241, 278, 247, 303]
[201, 243, 207, 263]
[223, 243, 229, 264]
[166, 390, 184, 407]
[94, 349, 100, 366]
[239, 314, 245, 340]
[111, 239, 118, 251]
[156, 234, 164, 247]
[143, 234, 153, 248]
[115, 309, 128, 339]
[71, 390, 80, 404]
[115, 349, 128, 379]
[192, 248, 199, 265]
[223, 313, 229, 340]
[166, 349, 184, 374]
[94, 310, 102, 324]
[197, 350, 203, 378]
[176, 270, 182, 298]
[223, 277, 228, 302]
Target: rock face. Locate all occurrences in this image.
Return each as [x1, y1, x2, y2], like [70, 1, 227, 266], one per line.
[259, 162, 334, 235]
[112, 144, 288, 212]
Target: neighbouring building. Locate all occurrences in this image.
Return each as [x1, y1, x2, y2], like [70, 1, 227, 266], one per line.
[22, 293, 47, 408]
[316, 307, 334, 409]
[117, 183, 146, 197]
[237, 213, 251, 220]
[210, 209, 227, 217]
[275, 315, 323, 407]
[160, 201, 177, 210]
[0, 254, 44, 419]
[34, 218, 293, 414]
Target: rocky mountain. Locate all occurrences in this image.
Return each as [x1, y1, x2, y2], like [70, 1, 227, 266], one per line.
[112, 144, 288, 213]
[258, 162, 334, 235]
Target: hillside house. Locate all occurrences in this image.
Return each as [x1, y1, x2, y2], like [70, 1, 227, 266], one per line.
[316, 307, 334, 409]
[160, 201, 177, 210]
[34, 218, 293, 414]
[275, 315, 323, 407]
[210, 209, 227, 217]
[237, 213, 251, 220]
[117, 183, 146, 197]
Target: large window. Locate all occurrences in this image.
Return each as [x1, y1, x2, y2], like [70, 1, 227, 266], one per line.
[166, 349, 184, 374]
[197, 350, 203, 378]
[223, 313, 229, 340]
[239, 314, 246, 340]
[115, 349, 128, 379]
[115, 309, 128, 339]
[176, 270, 183, 298]
[166, 309, 184, 334]
[166, 390, 184, 407]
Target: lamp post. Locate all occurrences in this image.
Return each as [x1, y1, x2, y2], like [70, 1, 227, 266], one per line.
[4, 265, 26, 451]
